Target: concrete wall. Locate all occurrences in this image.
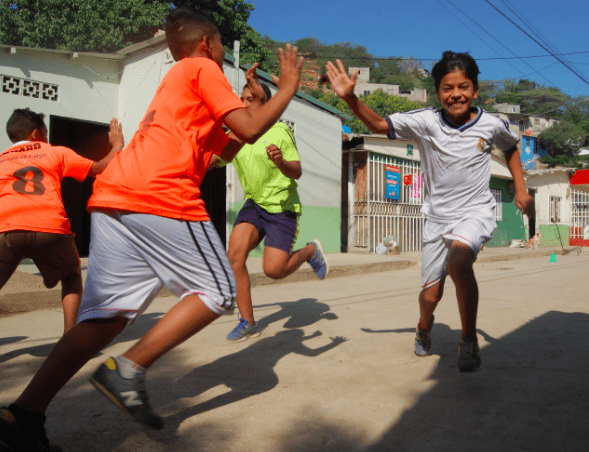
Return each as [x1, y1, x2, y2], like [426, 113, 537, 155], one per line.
[526, 171, 572, 247]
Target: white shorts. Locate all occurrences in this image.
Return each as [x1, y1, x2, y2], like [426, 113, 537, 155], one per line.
[421, 210, 496, 289]
[77, 211, 236, 324]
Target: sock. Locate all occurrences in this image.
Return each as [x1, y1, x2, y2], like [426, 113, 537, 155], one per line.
[114, 355, 147, 380]
[8, 403, 46, 428]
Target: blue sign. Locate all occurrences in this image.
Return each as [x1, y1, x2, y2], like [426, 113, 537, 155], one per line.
[521, 136, 536, 170]
[385, 165, 400, 200]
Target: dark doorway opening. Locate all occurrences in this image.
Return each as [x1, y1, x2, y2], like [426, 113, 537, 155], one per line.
[50, 116, 110, 257]
[200, 165, 227, 245]
[528, 188, 537, 238]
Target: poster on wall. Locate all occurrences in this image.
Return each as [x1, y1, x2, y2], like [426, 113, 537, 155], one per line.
[385, 165, 400, 200]
[520, 136, 536, 169]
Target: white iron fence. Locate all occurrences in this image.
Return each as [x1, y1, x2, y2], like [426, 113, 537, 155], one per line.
[570, 188, 589, 244]
[354, 153, 425, 252]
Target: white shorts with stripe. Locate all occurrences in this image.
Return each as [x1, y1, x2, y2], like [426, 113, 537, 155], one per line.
[421, 209, 496, 289]
[77, 211, 236, 324]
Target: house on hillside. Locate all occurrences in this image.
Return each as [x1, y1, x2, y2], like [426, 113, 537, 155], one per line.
[348, 67, 427, 103]
[1, 35, 350, 257]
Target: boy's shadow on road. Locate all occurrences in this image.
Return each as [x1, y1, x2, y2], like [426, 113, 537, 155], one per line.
[139, 298, 345, 440]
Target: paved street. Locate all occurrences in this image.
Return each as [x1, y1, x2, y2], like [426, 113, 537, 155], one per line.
[1, 252, 589, 451]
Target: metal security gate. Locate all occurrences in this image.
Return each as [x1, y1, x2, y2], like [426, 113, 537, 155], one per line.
[354, 152, 425, 252]
[570, 188, 589, 246]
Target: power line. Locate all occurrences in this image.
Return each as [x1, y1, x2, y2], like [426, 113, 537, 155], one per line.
[483, 0, 589, 86]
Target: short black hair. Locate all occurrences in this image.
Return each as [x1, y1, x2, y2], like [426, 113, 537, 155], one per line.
[432, 51, 480, 91]
[165, 7, 219, 61]
[6, 108, 46, 143]
[242, 83, 272, 103]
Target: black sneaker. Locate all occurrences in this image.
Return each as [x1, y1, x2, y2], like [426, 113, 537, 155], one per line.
[0, 405, 62, 452]
[414, 315, 434, 357]
[89, 358, 163, 429]
[457, 337, 481, 372]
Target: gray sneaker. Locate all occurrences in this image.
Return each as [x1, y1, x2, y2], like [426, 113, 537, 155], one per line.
[414, 315, 434, 357]
[457, 337, 481, 372]
[226, 318, 261, 342]
[90, 357, 163, 429]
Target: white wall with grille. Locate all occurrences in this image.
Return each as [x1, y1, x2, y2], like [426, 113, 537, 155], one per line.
[570, 188, 589, 242]
[353, 152, 425, 252]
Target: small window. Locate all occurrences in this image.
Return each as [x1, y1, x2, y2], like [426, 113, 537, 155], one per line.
[550, 196, 562, 223]
[491, 188, 502, 221]
[363, 90, 371, 96]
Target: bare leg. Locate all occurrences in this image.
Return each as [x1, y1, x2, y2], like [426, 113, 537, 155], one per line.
[227, 222, 261, 324]
[448, 241, 478, 339]
[60, 273, 83, 334]
[418, 279, 445, 330]
[15, 317, 127, 413]
[262, 244, 315, 280]
[123, 294, 219, 369]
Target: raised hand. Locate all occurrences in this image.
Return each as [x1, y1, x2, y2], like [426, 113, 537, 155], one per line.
[330, 336, 348, 345]
[245, 63, 267, 105]
[325, 59, 358, 100]
[272, 44, 304, 96]
[108, 118, 124, 151]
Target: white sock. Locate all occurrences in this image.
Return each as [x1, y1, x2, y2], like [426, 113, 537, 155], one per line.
[114, 355, 147, 380]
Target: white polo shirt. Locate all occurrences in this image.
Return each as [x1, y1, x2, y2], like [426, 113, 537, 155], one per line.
[386, 107, 519, 223]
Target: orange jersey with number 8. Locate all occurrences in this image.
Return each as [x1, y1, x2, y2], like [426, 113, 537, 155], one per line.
[0, 141, 94, 234]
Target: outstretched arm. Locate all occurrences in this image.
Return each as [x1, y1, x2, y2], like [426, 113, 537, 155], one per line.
[505, 146, 533, 216]
[325, 59, 390, 134]
[88, 118, 124, 177]
[223, 44, 303, 144]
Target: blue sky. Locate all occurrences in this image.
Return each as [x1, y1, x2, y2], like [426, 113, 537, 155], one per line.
[248, 0, 589, 98]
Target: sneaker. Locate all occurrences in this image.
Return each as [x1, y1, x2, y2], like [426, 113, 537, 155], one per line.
[308, 239, 329, 280]
[414, 315, 434, 357]
[226, 317, 261, 342]
[89, 358, 163, 429]
[0, 405, 62, 452]
[457, 337, 481, 372]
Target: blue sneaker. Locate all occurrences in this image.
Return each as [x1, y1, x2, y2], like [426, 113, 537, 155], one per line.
[414, 315, 434, 357]
[226, 317, 261, 342]
[308, 239, 329, 280]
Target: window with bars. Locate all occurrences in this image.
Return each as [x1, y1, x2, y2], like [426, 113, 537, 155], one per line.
[550, 195, 562, 223]
[491, 188, 502, 221]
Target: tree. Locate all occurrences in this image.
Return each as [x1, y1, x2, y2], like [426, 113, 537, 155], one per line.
[537, 121, 586, 158]
[0, 0, 171, 53]
[0, 0, 272, 71]
[319, 89, 422, 134]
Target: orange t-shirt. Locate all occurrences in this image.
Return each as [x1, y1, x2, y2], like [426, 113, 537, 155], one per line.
[0, 141, 94, 234]
[88, 57, 245, 221]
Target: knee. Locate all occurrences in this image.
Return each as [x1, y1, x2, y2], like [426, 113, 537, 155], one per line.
[421, 288, 443, 304]
[227, 248, 247, 270]
[263, 263, 286, 279]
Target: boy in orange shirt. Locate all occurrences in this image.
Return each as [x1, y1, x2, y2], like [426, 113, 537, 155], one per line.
[0, 109, 123, 334]
[0, 7, 303, 452]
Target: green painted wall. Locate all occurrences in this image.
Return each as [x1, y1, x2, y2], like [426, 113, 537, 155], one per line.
[486, 178, 527, 247]
[228, 202, 341, 258]
[538, 224, 569, 248]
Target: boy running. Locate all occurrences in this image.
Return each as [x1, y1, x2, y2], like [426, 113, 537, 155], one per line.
[325, 51, 532, 372]
[210, 83, 329, 343]
[0, 7, 302, 452]
[0, 109, 123, 334]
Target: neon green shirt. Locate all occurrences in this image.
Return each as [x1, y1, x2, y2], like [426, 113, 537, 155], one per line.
[232, 122, 301, 214]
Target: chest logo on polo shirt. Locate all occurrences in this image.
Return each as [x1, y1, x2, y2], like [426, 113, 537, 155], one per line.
[477, 138, 491, 153]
